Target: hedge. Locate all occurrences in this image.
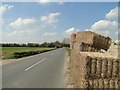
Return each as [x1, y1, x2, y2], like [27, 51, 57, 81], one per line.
[10, 49, 55, 59]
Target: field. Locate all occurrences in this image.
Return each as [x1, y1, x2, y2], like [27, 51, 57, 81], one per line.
[2, 47, 54, 59]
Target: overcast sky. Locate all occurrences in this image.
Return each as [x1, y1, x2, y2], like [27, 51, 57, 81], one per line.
[1, 2, 118, 43]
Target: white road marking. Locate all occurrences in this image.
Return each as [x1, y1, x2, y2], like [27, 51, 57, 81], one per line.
[25, 58, 46, 71]
[51, 53, 55, 56]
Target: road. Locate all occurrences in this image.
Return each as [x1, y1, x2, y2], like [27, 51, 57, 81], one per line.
[2, 48, 66, 88]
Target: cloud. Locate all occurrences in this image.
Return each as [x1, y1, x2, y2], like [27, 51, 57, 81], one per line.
[115, 29, 120, 35]
[65, 27, 79, 34]
[64, 27, 79, 37]
[38, 0, 50, 4]
[40, 12, 61, 25]
[85, 6, 119, 40]
[106, 7, 118, 20]
[0, 5, 14, 14]
[0, 5, 14, 27]
[7, 29, 35, 37]
[38, 0, 64, 5]
[9, 18, 36, 29]
[43, 32, 57, 36]
[85, 20, 118, 36]
[3, 14, 60, 43]
[3, 17, 41, 43]
[59, 0, 64, 5]
[3, 28, 40, 43]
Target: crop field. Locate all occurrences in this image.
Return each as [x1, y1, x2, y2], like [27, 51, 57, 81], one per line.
[1, 47, 54, 59]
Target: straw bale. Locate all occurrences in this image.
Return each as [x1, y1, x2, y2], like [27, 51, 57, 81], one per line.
[98, 79, 104, 88]
[110, 79, 115, 88]
[112, 60, 119, 79]
[107, 59, 113, 78]
[101, 58, 108, 78]
[104, 79, 109, 88]
[91, 59, 97, 78]
[96, 57, 102, 78]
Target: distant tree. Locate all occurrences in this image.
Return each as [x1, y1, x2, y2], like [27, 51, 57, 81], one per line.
[62, 38, 70, 44]
[21, 44, 27, 47]
[1, 41, 70, 48]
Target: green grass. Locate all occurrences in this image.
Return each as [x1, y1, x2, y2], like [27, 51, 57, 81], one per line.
[2, 47, 54, 59]
[66, 48, 71, 56]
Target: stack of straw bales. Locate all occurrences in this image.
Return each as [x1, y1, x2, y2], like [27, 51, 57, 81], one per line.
[70, 31, 112, 51]
[70, 31, 119, 88]
[70, 52, 120, 88]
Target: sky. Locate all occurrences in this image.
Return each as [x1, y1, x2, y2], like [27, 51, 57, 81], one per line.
[0, 1, 119, 43]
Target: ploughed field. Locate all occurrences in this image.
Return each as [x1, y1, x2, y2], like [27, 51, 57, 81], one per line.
[2, 47, 54, 59]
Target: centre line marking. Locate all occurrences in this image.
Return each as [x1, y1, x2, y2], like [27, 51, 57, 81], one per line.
[25, 58, 46, 71]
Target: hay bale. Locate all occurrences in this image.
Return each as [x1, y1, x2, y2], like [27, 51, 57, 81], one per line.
[82, 43, 86, 52]
[94, 47, 98, 52]
[83, 80, 89, 88]
[104, 79, 109, 88]
[112, 60, 119, 79]
[88, 80, 94, 88]
[96, 57, 102, 78]
[84, 43, 87, 51]
[80, 42, 84, 51]
[91, 47, 95, 52]
[70, 52, 93, 88]
[98, 79, 104, 88]
[88, 45, 92, 52]
[119, 61, 120, 80]
[85, 44, 89, 52]
[85, 57, 92, 79]
[93, 79, 99, 88]
[110, 79, 115, 88]
[85, 80, 89, 88]
[114, 80, 119, 89]
[107, 59, 113, 78]
[91, 59, 97, 78]
[101, 58, 108, 78]
[118, 80, 120, 89]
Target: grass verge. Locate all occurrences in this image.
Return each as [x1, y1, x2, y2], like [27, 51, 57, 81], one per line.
[66, 48, 71, 56]
[2, 47, 55, 59]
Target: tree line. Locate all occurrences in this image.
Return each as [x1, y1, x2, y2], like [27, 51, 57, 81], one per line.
[1, 41, 70, 48]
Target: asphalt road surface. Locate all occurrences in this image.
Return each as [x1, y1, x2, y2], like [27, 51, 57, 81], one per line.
[2, 48, 66, 88]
